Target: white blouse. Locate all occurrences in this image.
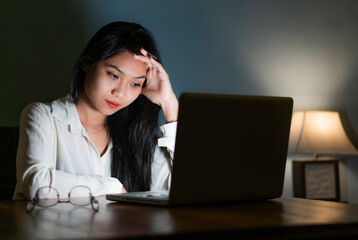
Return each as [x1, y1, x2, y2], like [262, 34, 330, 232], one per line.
[13, 95, 177, 200]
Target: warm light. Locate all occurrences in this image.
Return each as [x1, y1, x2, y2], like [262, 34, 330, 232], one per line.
[288, 111, 358, 155]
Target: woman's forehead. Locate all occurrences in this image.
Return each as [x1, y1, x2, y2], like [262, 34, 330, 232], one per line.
[101, 51, 147, 76]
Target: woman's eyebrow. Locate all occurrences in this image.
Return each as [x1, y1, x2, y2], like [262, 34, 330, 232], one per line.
[106, 64, 146, 79]
[107, 64, 124, 74]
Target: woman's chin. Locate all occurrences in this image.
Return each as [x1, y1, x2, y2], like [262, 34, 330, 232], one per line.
[102, 108, 121, 116]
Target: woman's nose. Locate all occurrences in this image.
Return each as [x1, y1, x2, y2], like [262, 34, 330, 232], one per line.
[111, 83, 127, 98]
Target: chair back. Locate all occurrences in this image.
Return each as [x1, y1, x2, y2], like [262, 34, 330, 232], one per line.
[0, 127, 19, 200]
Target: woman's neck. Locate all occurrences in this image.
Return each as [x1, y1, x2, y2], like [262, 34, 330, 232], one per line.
[75, 94, 106, 130]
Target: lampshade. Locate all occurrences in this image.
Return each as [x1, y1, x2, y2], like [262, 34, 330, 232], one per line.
[288, 111, 358, 155]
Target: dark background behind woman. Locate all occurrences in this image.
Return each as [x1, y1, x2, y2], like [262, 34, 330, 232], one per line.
[1, 0, 358, 203]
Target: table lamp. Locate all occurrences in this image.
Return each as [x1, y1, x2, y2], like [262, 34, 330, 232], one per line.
[288, 110, 358, 201]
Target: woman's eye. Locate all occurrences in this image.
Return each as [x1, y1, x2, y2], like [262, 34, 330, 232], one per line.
[132, 83, 142, 87]
[107, 72, 118, 79]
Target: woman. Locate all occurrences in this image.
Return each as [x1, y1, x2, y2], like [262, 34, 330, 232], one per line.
[13, 21, 178, 200]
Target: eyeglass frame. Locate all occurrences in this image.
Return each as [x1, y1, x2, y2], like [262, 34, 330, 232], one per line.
[27, 185, 99, 213]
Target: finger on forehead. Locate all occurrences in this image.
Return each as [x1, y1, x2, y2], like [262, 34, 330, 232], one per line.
[134, 56, 153, 70]
[140, 48, 159, 62]
[140, 48, 148, 56]
[150, 57, 166, 72]
[147, 52, 158, 61]
[133, 54, 151, 64]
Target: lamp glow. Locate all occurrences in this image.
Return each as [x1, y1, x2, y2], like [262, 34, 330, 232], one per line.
[289, 111, 358, 156]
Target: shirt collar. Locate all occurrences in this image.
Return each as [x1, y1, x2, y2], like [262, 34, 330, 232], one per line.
[50, 95, 114, 152]
[50, 94, 85, 135]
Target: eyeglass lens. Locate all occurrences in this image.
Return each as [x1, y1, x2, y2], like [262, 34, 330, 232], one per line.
[69, 186, 93, 206]
[36, 187, 59, 207]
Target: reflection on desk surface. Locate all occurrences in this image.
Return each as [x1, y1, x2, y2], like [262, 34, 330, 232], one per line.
[1, 197, 358, 239]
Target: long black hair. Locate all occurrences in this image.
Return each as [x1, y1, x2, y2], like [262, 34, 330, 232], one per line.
[70, 22, 161, 192]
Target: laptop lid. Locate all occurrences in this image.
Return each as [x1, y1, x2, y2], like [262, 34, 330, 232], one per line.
[106, 93, 293, 205]
[167, 93, 293, 205]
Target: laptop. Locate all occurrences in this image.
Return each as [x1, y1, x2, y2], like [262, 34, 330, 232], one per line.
[106, 93, 293, 205]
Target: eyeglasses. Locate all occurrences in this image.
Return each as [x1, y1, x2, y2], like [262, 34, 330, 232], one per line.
[27, 185, 99, 213]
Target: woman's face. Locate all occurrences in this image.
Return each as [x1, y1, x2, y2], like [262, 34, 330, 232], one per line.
[83, 50, 147, 116]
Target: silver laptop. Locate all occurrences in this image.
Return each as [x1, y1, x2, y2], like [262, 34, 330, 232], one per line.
[106, 93, 293, 205]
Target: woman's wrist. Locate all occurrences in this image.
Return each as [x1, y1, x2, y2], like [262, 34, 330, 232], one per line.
[161, 95, 179, 123]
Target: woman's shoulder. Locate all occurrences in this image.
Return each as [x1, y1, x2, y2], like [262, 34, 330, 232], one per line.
[20, 95, 70, 121]
[21, 102, 51, 118]
[19, 101, 54, 130]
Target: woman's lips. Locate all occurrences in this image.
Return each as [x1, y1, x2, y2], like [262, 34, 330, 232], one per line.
[106, 100, 119, 108]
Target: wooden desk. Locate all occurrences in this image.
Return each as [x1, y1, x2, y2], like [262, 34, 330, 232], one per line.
[1, 197, 358, 239]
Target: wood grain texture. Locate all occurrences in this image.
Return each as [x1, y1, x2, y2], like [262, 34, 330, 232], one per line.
[1, 197, 358, 239]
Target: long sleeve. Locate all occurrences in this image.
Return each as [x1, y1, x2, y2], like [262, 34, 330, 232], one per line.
[13, 103, 123, 200]
[150, 122, 177, 191]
